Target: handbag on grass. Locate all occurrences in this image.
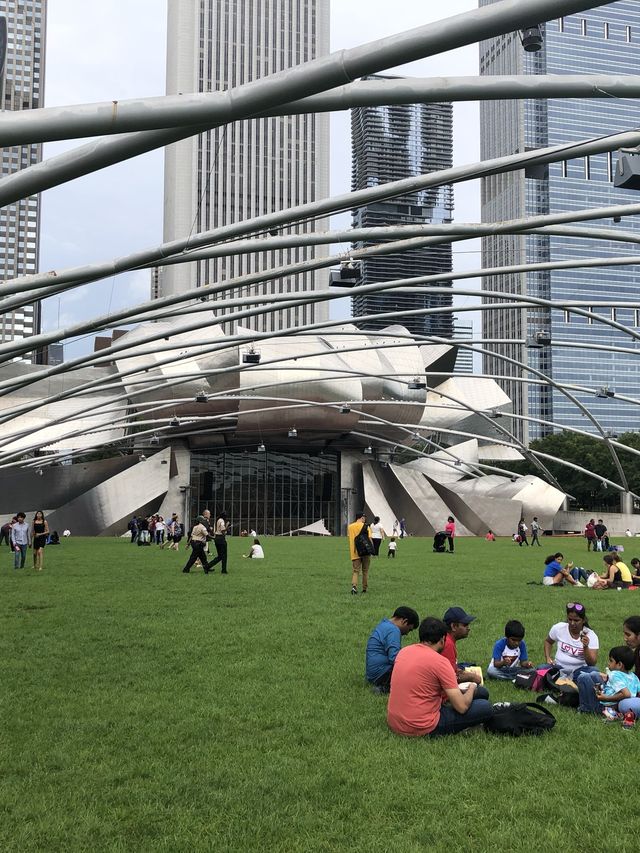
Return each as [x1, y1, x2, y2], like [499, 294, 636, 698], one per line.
[514, 666, 556, 692]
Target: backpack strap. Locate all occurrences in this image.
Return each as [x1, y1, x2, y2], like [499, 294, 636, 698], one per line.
[522, 702, 556, 720]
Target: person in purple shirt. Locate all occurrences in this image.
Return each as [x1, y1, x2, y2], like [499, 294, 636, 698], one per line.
[365, 606, 419, 693]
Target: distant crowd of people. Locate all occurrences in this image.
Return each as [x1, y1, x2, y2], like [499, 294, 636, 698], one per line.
[126, 509, 265, 576]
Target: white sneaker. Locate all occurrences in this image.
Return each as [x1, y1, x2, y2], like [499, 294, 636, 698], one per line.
[575, 581, 585, 586]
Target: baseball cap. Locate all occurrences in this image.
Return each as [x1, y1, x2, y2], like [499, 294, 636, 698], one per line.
[443, 606, 476, 625]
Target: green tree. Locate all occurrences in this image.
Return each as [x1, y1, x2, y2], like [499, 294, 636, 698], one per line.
[504, 432, 640, 510]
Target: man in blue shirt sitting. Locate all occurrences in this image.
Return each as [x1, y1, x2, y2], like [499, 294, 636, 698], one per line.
[366, 606, 420, 693]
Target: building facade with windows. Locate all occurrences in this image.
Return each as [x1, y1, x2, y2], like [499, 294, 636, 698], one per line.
[0, 0, 46, 351]
[161, 0, 330, 333]
[350, 76, 454, 340]
[480, 1, 640, 441]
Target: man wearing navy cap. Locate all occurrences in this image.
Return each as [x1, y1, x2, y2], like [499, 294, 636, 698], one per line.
[442, 606, 489, 699]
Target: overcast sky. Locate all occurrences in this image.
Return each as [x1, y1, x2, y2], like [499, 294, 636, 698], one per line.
[41, 0, 480, 354]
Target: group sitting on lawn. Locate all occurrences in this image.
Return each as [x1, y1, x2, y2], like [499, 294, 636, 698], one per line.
[366, 604, 640, 737]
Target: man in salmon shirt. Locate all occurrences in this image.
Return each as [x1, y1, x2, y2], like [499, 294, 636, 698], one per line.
[387, 617, 494, 737]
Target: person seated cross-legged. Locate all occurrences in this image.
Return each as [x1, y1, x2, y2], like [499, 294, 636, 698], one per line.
[441, 606, 490, 700]
[387, 617, 494, 737]
[365, 606, 419, 694]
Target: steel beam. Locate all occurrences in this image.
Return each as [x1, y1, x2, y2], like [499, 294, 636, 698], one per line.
[2, 73, 639, 146]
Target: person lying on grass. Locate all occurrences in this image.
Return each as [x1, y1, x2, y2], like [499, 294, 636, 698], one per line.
[487, 620, 535, 680]
[387, 617, 494, 737]
[441, 606, 489, 699]
[365, 606, 419, 694]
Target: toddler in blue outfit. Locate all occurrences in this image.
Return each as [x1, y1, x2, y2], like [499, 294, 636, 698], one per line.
[487, 620, 535, 680]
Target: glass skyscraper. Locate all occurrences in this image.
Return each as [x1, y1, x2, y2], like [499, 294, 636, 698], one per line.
[0, 0, 46, 352]
[480, 1, 640, 442]
[161, 0, 330, 334]
[350, 76, 454, 339]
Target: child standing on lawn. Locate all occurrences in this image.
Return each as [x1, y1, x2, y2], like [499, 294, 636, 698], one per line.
[487, 620, 535, 680]
[387, 537, 397, 559]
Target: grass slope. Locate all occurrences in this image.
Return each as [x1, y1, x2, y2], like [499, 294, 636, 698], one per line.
[1, 535, 638, 852]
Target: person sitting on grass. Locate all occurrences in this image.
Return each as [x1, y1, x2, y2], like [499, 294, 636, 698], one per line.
[487, 620, 534, 680]
[630, 558, 640, 584]
[441, 606, 489, 699]
[576, 646, 640, 724]
[365, 606, 419, 694]
[242, 538, 264, 559]
[591, 553, 632, 589]
[542, 552, 587, 586]
[485, 530, 495, 542]
[387, 617, 494, 737]
[544, 601, 599, 679]
[619, 616, 640, 721]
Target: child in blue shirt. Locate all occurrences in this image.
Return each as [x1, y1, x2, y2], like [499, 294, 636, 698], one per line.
[487, 620, 534, 680]
[594, 646, 640, 720]
[365, 606, 419, 693]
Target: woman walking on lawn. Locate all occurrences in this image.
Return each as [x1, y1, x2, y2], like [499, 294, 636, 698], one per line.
[31, 510, 49, 571]
[444, 516, 456, 553]
[209, 511, 230, 574]
[369, 516, 386, 556]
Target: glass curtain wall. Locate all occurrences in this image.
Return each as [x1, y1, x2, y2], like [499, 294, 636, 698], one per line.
[190, 451, 339, 535]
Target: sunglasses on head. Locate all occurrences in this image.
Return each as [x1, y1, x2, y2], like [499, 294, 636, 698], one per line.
[567, 603, 585, 613]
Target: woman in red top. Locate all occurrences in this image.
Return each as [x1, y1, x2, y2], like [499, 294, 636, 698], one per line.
[444, 516, 456, 553]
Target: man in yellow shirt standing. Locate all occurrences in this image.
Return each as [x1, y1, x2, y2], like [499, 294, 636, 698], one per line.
[348, 511, 372, 596]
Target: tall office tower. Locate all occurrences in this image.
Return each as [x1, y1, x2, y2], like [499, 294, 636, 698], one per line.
[162, 0, 330, 333]
[480, 2, 640, 442]
[0, 1, 46, 350]
[453, 320, 474, 375]
[350, 76, 454, 339]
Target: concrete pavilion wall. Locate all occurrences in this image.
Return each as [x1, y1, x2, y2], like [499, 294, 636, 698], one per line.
[554, 510, 640, 538]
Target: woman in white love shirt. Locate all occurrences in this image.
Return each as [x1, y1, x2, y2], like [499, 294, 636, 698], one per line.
[543, 602, 599, 678]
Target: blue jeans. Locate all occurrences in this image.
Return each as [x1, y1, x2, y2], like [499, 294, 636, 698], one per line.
[487, 664, 533, 681]
[619, 697, 640, 715]
[570, 567, 590, 583]
[13, 543, 27, 568]
[430, 699, 494, 736]
[576, 668, 604, 712]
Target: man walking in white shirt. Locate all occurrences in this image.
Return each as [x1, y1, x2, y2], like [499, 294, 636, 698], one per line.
[10, 512, 30, 569]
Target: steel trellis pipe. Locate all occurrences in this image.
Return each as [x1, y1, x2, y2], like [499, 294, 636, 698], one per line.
[0, 0, 605, 207]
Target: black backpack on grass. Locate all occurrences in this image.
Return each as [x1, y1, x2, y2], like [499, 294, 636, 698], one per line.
[486, 702, 556, 737]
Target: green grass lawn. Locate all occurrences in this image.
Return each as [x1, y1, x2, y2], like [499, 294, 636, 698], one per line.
[1, 535, 639, 852]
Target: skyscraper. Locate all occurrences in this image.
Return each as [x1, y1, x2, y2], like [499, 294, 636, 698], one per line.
[350, 76, 454, 340]
[0, 0, 46, 350]
[162, 0, 330, 333]
[480, 1, 640, 442]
